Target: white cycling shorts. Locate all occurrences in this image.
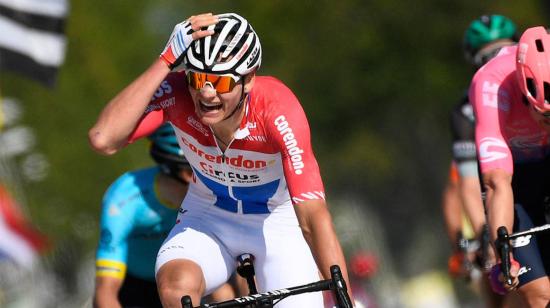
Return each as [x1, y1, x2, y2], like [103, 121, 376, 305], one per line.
[155, 193, 323, 307]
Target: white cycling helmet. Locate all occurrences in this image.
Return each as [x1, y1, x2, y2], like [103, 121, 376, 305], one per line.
[184, 13, 262, 76]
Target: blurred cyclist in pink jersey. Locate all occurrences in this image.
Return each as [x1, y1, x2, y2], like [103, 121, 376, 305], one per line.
[88, 12, 352, 308]
[470, 26, 550, 307]
[442, 14, 521, 308]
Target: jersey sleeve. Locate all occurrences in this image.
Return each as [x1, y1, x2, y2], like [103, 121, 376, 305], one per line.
[469, 68, 513, 175]
[264, 81, 325, 205]
[450, 96, 478, 178]
[95, 173, 138, 279]
[127, 76, 179, 143]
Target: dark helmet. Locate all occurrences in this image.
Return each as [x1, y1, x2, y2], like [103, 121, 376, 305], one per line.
[463, 14, 518, 66]
[148, 123, 190, 180]
[184, 13, 261, 76]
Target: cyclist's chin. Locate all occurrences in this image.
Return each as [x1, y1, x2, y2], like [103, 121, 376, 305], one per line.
[196, 110, 225, 126]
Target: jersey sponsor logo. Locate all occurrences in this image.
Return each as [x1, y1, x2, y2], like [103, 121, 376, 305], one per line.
[511, 235, 532, 248]
[145, 97, 176, 113]
[199, 162, 261, 183]
[181, 138, 268, 170]
[479, 137, 508, 163]
[452, 141, 477, 160]
[186, 116, 210, 136]
[193, 168, 279, 214]
[274, 116, 305, 175]
[481, 81, 510, 111]
[150, 80, 173, 101]
[291, 191, 325, 204]
[518, 266, 531, 277]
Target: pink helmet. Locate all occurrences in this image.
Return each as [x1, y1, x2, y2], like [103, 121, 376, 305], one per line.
[516, 26, 550, 113]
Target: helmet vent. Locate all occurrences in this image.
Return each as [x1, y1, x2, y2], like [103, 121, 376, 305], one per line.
[526, 78, 537, 98]
[535, 39, 544, 52]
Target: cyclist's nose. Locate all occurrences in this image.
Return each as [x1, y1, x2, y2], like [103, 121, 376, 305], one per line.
[199, 82, 217, 99]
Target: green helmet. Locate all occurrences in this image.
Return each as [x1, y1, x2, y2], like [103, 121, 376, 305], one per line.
[463, 15, 518, 65]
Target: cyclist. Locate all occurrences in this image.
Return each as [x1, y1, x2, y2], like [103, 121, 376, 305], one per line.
[88, 12, 352, 308]
[470, 26, 550, 307]
[93, 124, 236, 308]
[443, 14, 519, 304]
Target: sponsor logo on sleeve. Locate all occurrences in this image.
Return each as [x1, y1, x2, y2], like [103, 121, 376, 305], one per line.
[274, 115, 305, 175]
[145, 97, 175, 113]
[481, 81, 510, 111]
[151, 80, 173, 101]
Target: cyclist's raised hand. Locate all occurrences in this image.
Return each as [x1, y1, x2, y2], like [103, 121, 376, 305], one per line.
[160, 13, 219, 69]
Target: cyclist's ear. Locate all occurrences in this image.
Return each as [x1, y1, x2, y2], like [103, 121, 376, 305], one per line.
[243, 71, 256, 94]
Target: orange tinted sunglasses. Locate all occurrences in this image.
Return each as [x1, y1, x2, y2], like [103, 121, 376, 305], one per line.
[186, 71, 241, 93]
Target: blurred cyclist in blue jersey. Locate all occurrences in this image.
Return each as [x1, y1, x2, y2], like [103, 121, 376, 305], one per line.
[93, 124, 236, 308]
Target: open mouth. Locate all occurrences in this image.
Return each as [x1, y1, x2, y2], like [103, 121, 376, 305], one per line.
[200, 100, 223, 112]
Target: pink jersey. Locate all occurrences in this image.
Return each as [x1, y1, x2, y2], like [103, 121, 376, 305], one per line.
[470, 46, 550, 174]
[129, 73, 325, 213]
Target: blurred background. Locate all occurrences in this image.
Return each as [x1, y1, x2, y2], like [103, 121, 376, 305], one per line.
[0, 0, 548, 307]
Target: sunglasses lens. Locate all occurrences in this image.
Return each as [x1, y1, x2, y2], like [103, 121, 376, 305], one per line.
[186, 72, 238, 93]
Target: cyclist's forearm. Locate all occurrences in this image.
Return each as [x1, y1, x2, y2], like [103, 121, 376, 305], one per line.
[93, 294, 122, 308]
[295, 202, 354, 301]
[459, 176, 486, 237]
[441, 179, 463, 247]
[89, 58, 171, 155]
[93, 277, 123, 308]
[483, 171, 514, 248]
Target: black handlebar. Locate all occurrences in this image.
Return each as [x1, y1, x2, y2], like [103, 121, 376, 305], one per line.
[181, 265, 352, 308]
[495, 226, 513, 286]
[331, 265, 353, 308]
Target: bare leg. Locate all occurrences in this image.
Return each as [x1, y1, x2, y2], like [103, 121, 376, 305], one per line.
[156, 259, 206, 308]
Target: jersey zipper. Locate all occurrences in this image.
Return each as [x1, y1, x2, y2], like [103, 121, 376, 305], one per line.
[210, 127, 242, 214]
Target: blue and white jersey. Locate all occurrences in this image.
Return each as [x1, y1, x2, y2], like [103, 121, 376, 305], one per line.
[95, 166, 179, 281]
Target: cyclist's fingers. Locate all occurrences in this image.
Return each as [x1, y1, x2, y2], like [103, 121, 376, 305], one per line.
[189, 13, 218, 32]
[509, 261, 520, 278]
[187, 12, 212, 22]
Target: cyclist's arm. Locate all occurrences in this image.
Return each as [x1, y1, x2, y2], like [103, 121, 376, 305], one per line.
[88, 59, 171, 155]
[94, 174, 136, 307]
[469, 62, 514, 245]
[482, 169, 513, 247]
[441, 170, 462, 247]
[93, 276, 123, 308]
[459, 175, 485, 237]
[294, 199, 354, 302]
[449, 99, 485, 238]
